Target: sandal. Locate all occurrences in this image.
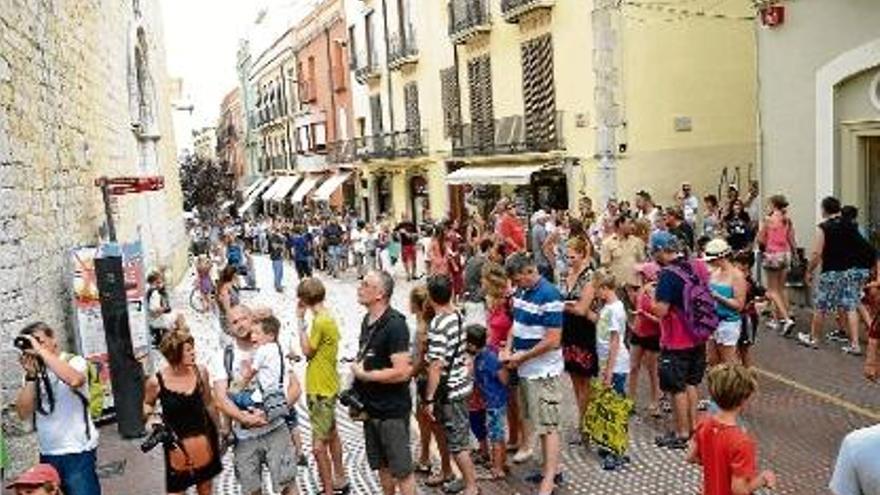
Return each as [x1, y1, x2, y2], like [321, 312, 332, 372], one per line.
[414, 462, 432, 475]
[425, 474, 455, 488]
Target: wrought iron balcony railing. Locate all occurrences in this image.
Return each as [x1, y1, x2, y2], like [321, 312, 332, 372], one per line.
[388, 26, 419, 70]
[353, 50, 381, 84]
[501, 0, 555, 23]
[450, 111, 565, 158]
[328, 129, 428, 162]
[448, 0, 491, 45]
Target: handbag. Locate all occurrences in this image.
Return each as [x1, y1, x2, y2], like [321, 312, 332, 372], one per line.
[258, 343, 288, 423]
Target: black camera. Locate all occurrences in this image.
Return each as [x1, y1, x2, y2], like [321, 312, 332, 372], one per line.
[339, 388, 367, 421]
[140, 423, 178, 453]
[13, 336, 32, 352]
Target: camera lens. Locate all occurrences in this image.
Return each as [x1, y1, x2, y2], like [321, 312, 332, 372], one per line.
[13, 336, 32, 351]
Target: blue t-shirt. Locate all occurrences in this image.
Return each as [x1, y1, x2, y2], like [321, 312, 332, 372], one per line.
[511, 277, 564, 378]
[474, 348, 508, 409]
[291, 233, 313, 261]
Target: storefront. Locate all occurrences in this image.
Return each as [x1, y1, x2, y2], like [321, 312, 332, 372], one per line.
[445, 162, 568, 221]
[409, 174, 430, 224]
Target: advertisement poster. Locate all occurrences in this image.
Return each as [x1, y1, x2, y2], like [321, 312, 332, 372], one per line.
[70, 241, 148, 415]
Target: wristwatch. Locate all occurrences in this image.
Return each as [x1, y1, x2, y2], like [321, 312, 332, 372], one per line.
[25, 375, 37, 382]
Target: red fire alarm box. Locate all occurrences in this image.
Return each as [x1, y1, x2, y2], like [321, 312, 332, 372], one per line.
[760, 5, 785, 28]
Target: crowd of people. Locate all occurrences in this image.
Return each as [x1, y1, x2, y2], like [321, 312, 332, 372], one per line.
[10, 181, 880, 495]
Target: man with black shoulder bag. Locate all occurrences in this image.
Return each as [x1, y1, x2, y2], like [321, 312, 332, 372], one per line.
[349, 270, 416, 495]
[422, 274, 479, 495]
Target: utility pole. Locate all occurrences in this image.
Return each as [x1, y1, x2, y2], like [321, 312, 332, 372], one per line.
[593, 0, 621, 209]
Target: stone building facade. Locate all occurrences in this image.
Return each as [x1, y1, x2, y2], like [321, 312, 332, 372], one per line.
[0, 0, 185, 472]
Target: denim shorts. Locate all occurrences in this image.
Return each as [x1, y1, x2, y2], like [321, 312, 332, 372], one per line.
[712, 320, 742, 347]
[41, 449, 102, 495]
[486, 407, 508, 443]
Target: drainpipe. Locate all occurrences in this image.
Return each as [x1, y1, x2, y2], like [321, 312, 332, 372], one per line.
[381, 0, 395, 134]
[325, 27, 338, 154]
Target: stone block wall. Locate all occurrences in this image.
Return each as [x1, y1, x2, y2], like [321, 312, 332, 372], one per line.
[0, 0, 186, 474]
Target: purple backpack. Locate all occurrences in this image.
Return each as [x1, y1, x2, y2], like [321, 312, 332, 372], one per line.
[666, 260, 719, 343]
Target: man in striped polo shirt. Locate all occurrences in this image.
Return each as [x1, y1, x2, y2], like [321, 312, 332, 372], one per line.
[423, 274, 478, 495]
[502, 253, 564, 495]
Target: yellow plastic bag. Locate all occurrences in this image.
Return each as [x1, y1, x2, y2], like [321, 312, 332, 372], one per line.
[581, 381, 633, 456]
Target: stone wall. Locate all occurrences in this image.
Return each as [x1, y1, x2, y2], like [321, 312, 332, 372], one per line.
[0, 0, 186, 474]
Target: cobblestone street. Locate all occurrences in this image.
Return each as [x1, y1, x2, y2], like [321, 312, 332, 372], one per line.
[89, 256, 879, 495]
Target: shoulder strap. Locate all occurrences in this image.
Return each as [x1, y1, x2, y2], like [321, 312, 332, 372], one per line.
[156, 371, 166, 392]
[276, 342, 285, 387]
[223, 344, 234, 387]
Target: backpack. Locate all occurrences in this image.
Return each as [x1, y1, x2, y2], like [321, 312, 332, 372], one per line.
[665, 261, 720, 343]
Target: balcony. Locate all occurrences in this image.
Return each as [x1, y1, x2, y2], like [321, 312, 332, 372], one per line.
[388, 27, 419, 71]
[451, 112, 565, 158]
[328, 129, 428, 162]
[501, 0, 554, 23]
[448, 0, 491, 45]
[353, 50, 382, 84]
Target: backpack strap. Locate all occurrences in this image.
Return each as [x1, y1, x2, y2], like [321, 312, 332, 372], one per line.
[223, 344, 234, 388]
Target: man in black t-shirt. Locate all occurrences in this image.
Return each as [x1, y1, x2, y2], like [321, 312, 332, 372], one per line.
[395, 215, 419, 281]
[324, 220, 344, 277]
[351, 270, 416, 495]
[664, 207, 695, 253]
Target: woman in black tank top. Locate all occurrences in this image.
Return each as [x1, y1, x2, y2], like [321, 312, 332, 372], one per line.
[143, 328, 222, 495]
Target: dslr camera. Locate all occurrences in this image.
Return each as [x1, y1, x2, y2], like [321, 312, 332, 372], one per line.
[140, 423, 179, 453]
[338, 388, 367, 421]
[13, 335, 33, 352]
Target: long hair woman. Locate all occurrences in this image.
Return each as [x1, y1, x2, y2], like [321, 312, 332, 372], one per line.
[429, 221, 450, 276]
[409, 286, 453, 486]
[561, 237, 600, 431]
[143, 324, 222, 495]
[757, 194, 797, 335]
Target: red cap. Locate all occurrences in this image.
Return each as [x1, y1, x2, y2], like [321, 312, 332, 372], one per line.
[5, 463, 61, 488]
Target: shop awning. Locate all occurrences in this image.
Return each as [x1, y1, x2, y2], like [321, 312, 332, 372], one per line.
[219, 199, 233, 211]
[312, 172, 352, 202]
[239, 177, 275, 213]
[241, 178, 262, 198]
[271, 176, 300, 201]
[445, 164, 546, 186]
[262, 176, 299, 202]
[291, 176, 320, 203]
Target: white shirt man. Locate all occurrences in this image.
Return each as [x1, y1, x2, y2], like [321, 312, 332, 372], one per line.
[830, 424, 880, 495]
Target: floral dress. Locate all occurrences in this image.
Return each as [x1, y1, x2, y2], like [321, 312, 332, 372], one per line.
[562, 267, 599, 378]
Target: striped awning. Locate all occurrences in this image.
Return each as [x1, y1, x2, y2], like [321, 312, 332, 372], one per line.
[262, 176, 299, 202]
[239, 177, 275, 213]
[312, 172, 352, 202]
[445, 164, 545, 186]
[291, 176, 320, 203]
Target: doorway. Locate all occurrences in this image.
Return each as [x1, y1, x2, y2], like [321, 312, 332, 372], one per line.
[866, 136, 880, 247]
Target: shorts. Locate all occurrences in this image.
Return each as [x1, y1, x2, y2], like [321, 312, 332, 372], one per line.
[437, 397, 472, 454]
[308, 395, 338, 441]
[233, 425, 297, 494]
[611, 373, 628, 396]
[284, 405, 300, 430]
[486, 407, 507, 443]
[762, 251, 791, 271]
[402, 244, 417, 264]
[519, 376, 562, 436]
[469, 409, 487, 442]
[629, 333, 660, 353]
[659, 345, 707, 394]
[815, 270, 861, 312]
[364, 417, 413, 478]
[712, 320, 742, 347]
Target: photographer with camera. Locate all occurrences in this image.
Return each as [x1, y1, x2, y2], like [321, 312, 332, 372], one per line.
[349, 270, 417, 495]
[13, 322, 101, 495]
[209, 305, 300, 495]
[142, 323, 222, 495]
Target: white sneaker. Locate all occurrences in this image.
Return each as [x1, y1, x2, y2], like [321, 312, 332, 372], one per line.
[766, 319, 780, 330]
[842, 345, 863, 356]
[781, 319, 796, 336]
[512, 449, 534, 463]
[797, 333, 818, 348]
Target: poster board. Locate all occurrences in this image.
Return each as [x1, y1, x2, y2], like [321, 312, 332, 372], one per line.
[69, 241, 148, 418]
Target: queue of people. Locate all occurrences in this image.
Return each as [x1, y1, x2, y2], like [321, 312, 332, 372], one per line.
[10, 181, 880, 495]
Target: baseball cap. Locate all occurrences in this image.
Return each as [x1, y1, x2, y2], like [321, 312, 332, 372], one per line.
[650, 231, 681, 253]
[703, 238, 732, 261]
[6, 463, 61, 489]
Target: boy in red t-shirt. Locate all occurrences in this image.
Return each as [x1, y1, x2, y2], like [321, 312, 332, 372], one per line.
[687, 364, 777, 495]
